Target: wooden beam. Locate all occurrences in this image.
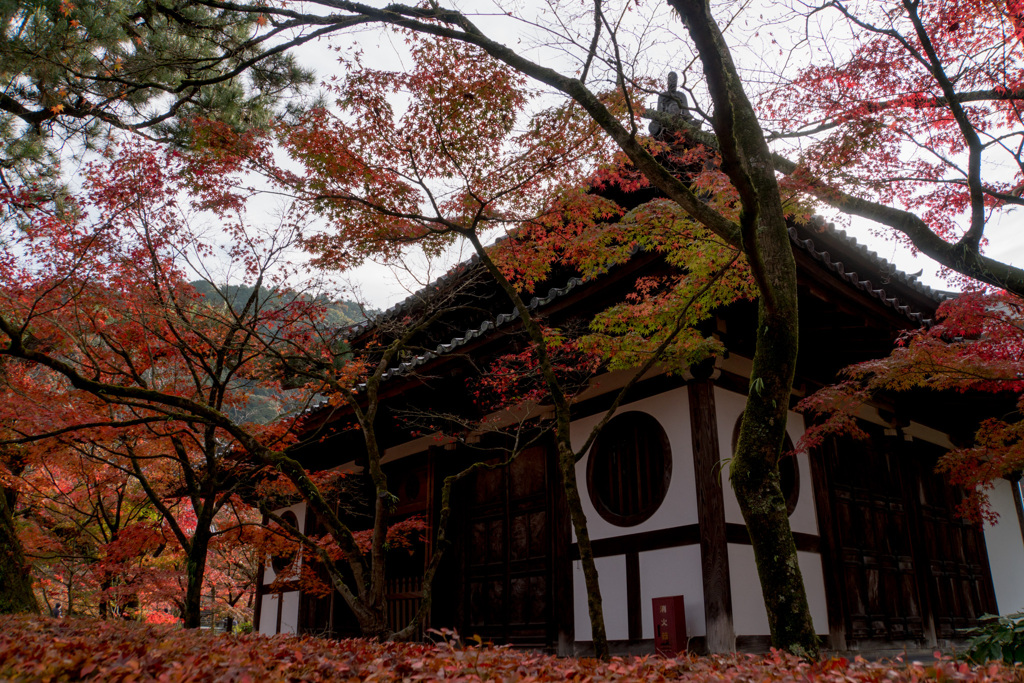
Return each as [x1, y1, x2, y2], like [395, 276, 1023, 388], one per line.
[723, 524, 819, 552]
[276, 591, 283, 635]
[297, 505, 313, 634]
[626, 552, 642, 641]
[252, 565, 265, 633]
[688, 378, 736, 653]
[570, 524, 701, 559]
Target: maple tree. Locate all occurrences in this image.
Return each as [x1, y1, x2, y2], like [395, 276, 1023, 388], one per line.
[758, 0, 1024, 295]
[63, 431, 263, 627]
[755, 2, 1024, 520]
[0, 134, 318, 627]
[13, 427, 265, 626]
[243, 271, 517, 640]
[0, 134, 540, 640]
[18, 441, 160, 618]
[0, 138, 315, 627]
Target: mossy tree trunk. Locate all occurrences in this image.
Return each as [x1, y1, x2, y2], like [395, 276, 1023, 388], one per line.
[554, 438, 608, 658]
[668, 0, 818, 656]
[731, 299, 817, 656]
[0, 483, 39, 614]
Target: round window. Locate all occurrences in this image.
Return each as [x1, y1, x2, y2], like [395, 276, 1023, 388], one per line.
[731, 416, 800, 516]
[587, 411, 672, 526]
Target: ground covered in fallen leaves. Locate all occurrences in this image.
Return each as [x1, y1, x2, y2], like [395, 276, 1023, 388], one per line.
[1, 616, 1022, 682]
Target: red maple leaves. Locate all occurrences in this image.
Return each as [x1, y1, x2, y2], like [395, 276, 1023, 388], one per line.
[2, 614, 1022, 681]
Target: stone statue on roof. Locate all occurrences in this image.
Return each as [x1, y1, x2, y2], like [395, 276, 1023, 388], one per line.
[649, 71, 695, 137]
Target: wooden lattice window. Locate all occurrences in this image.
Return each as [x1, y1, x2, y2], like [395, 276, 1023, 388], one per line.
[587, 411, 672, 526]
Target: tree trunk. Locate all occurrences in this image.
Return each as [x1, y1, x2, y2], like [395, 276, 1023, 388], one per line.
[181, 525, 213, 628]
[0, 485, 39, 614]
[461, 230, 611, 659]
[98, 573, 112, 619]
[334, 568, 389, 638]
[668, 0, 819, 657]
[731, 300, 818, 656]
[362, 424, 391, 640]
[355, 604, 389, 639]
[556, 440, 608, 659]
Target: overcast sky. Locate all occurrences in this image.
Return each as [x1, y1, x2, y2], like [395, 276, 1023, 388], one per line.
[246, 2, 1024, 309]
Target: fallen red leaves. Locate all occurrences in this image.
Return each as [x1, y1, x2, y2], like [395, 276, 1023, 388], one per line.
[1, 616, 1021, 683]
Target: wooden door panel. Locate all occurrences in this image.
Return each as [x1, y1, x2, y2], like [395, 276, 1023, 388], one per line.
[462, 445, 554, 647]
[912, 441, 996, 638]
[829, 431, 925, 641]
[827, 427, 996, 644]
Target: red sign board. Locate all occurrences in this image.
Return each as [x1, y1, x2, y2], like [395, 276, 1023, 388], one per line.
[652, 595, 687, 656]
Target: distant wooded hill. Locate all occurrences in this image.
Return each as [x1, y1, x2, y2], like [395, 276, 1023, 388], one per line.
[189, 281, 372, 327]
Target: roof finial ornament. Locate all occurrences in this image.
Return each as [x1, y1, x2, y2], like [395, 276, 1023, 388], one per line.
[649, 70, 694, 137]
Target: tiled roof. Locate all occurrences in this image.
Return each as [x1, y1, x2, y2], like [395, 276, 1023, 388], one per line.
[335, 219, 946, 388]
[791, 217, 949, 327]
[373, 276, 586, 382]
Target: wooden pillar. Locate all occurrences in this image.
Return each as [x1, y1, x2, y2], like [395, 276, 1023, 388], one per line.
[253, 563, 266, 632]
[687, 370, 736, 652]
[427, 445, 460, 631]
[421, 446, 437, 634]
[626, 551, 642, 641]
[806, 436, 847, 651]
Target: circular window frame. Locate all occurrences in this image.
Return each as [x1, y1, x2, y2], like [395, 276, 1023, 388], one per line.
[730, 416, 800, 516]
[587, 411, 672, 527]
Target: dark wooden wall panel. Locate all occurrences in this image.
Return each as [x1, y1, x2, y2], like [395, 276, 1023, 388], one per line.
[825, 424, 997, 648]
[460, 444, 556, 648]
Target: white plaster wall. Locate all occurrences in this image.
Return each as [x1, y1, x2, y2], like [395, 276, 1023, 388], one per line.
[715, 388, 819, 535]
[787, 449, 818, 535]
[573, 555, 629, 641]
[570, 387, 697, 542]
[263, 501, 307, 585]
[801, 551, 830, 635]
[259, 594, 279, 635]
[639, 545, 706, 638]
[279, 591, 301, 635]
[984, 479, 1024, 614]
[727, 545, 828, 635]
